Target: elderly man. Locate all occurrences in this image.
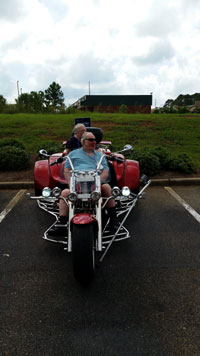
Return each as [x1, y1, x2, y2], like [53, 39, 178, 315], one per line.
[65, 123, 86, 154]
[49, 131, 119, 236]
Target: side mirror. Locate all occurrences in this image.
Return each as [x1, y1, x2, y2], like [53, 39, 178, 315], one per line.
[116, 144, 133, 154]
[123, 144, 133, 153]
[38, 149, 50, 158]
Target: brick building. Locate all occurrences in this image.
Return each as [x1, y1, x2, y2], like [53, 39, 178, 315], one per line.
[71, 95, 152, 113]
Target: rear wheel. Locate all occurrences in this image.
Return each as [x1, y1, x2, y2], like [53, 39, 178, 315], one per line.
[72, 224, 95, 284]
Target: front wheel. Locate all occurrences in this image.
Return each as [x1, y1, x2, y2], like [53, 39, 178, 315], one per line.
[72, 224, 96, 284]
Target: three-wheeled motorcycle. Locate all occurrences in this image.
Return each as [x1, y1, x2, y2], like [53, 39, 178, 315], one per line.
[27, 127, 151, 284]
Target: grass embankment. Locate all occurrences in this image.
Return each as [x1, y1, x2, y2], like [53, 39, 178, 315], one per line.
[0, 112, 200, 173]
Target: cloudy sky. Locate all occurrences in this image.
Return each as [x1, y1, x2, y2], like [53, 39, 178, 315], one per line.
[0, 0, 200, 107]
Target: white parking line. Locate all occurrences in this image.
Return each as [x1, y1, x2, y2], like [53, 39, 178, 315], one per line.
[0, 190, 27, 224]
[164, 186, 200, 224]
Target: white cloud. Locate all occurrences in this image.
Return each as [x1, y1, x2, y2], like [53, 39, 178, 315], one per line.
[0, 0, 200, 107]
[0, 0, 27, 22]
[132, 39, 175, 65]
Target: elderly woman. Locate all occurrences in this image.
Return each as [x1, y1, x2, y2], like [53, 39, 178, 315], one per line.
[65, 123, 86, 154]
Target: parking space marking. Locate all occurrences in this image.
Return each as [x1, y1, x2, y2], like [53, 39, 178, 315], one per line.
[0, 190, 27, 224]
[164, 186, 200, 224]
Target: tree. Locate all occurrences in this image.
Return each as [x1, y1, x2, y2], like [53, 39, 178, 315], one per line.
[163, 93, 200, 109]
[29, 91, 44, 112]
[174, 94, 194, 106]
[44, 82, 64, 108]
[163, 99, 174, 108]
[15, 93, 30, 112]
[16, 91, 44, 112]
[14, 82, 65, 112]
[0, 95, 6, 112]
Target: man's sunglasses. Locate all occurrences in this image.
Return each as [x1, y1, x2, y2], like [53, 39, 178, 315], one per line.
[86, 138, 96, 142]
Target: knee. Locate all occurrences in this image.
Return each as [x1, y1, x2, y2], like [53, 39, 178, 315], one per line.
[61, 188, 69, 198]
[102, 183, 112, 195]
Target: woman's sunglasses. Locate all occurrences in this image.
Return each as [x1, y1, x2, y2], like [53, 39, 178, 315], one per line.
[86, 138, 96, 142]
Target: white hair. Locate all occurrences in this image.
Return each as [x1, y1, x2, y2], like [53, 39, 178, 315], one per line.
[72, 123, 86, 134]
[81, 132, 88, 145]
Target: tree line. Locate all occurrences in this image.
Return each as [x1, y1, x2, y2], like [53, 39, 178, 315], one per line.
[154, 93, 200, 114]
[0, 82, 75, 114]
[1, 87, 200, 114]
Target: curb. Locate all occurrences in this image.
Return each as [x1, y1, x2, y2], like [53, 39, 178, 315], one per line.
[0, 178, 200, 189]
[0, 182, 34, 189]
[150, 178, 200, 186]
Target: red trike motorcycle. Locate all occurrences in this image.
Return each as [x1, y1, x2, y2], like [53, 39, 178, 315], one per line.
[27, 127, 151, 284]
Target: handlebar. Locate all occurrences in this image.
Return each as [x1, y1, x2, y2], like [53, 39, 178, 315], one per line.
[49, 157, 64, 166]
[115, 157, 124, 163]
[96, 154, 106, 170]
[49, 153, 124, 169]
[49, 156, 75, 170]
[105, 155, 124, 163]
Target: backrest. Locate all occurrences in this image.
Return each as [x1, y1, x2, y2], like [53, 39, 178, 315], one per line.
[86, 127, 103, 143]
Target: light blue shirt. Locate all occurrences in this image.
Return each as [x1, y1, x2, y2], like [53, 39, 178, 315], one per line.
[65, 147, 109, 172]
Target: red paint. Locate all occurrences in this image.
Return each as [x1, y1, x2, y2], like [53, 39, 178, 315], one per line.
[71, 213, 97, 225]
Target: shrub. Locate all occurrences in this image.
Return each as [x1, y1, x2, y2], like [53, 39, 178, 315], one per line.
[132, 148, 161, 176]
[168, 153, 196, 173]
[0, 138, 26, 150]
[0, 146, 30, 171]
[178, 106, 189, 114]
[148, 146, 170, 170]
[65, 106, 78, 114]
[2, 104, 19, 114]
[119, 104, 128, 113]
[131, 146, 196, 176]
[37, 140, 63, 156]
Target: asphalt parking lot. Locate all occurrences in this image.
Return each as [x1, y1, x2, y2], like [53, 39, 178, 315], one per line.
[0, 185, 200, 356]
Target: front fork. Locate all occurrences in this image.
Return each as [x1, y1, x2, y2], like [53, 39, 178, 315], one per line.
[95, 198, 102, 251]
[67, 201, 74, 252]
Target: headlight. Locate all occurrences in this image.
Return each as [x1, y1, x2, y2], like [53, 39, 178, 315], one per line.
[42, 187, 52, 198]
[90, 190, 101, 202]
[121, 186, 131, 197]
[112, 186, 121, 197]
[68, 192, 78, 202]
[52, 187, 61, 198]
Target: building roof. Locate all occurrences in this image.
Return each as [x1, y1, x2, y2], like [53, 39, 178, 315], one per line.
[73, 95, 152, 107]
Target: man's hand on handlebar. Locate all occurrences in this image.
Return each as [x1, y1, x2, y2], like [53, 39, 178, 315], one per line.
[49, 157, 65, 166]
[106, 155, 124, 163]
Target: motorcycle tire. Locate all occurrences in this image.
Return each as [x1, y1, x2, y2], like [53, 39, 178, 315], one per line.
[72, 224, 95, 285]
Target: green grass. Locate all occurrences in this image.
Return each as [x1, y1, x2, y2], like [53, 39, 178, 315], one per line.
[0, 112, 200, 169]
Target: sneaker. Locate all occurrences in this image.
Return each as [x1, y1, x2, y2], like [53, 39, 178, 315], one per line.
[48, 225, 67, 237]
